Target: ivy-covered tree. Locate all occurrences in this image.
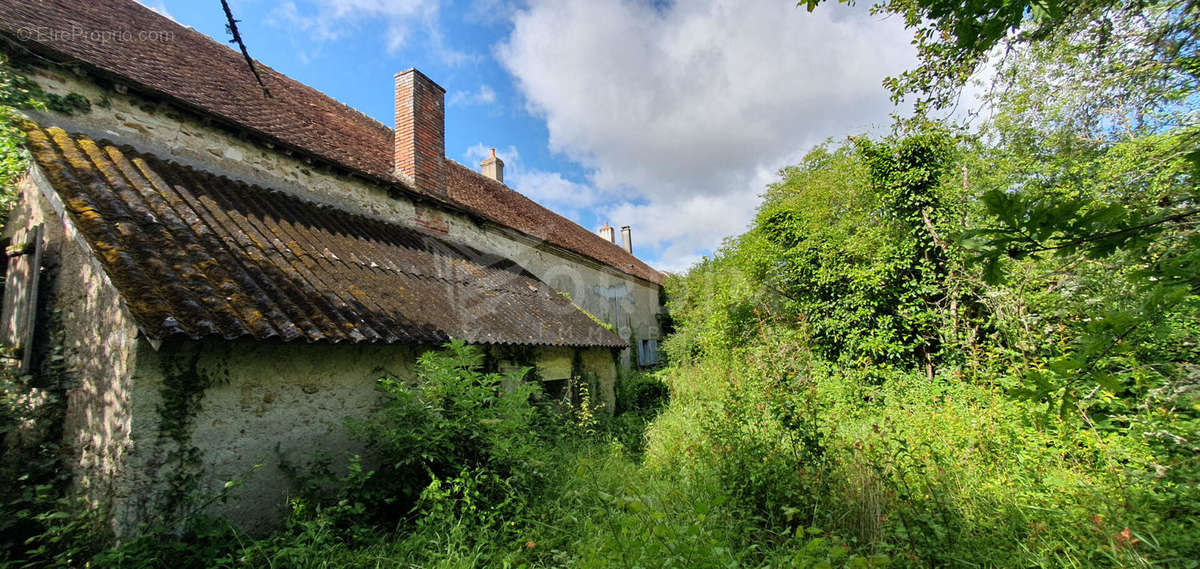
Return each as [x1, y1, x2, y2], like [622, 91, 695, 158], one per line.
[742, 129, 963, 377]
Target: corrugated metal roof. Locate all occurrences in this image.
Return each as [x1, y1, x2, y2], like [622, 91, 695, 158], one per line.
[23, 124, 626, 348]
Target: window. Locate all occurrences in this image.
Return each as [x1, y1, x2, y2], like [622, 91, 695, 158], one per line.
[639, 338, 659, 367]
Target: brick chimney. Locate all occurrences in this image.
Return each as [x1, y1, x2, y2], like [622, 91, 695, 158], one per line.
[394, 69, 446, 196]
[597, 222, 615, 244]
[480, 147, 504, 183]
[620, 226, 632, 254]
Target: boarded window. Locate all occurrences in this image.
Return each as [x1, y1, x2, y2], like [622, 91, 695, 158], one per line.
[1, 225, 43, 372]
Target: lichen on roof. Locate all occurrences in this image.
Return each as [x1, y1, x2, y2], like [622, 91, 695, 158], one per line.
[21, 122, 627, 348]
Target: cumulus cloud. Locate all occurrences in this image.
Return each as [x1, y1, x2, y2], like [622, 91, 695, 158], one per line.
[497, 0, 916, 271]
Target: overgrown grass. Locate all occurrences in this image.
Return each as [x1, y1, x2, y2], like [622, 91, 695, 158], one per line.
[7, 338, 1195, 568]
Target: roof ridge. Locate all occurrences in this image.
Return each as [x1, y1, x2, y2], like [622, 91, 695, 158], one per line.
[444, 160, 663, 284]
[444, 158, 624, 252]
[0, 0, 661, 284]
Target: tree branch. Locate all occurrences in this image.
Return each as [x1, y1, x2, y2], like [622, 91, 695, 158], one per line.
[220, 0, 271, 99]
[1024, 207, 1200, 255]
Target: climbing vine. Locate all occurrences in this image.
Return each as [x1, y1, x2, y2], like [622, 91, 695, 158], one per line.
[742, 129, 961, 376]
[1, 50, 91, 224]
[154, 342, 217, 523]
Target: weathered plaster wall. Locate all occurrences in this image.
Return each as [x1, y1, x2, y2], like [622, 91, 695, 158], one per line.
[21, 67, 663, 365]
[580, 348, 619, 411]
[522, 345, 617, 411]
[5, 166, 142, 531]
[118, 337, 416, 534]
[120, 339, 615, 534]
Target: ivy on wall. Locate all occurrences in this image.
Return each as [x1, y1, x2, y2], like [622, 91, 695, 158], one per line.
[1, 50, 92, 224]
[153, 341, 224, 526]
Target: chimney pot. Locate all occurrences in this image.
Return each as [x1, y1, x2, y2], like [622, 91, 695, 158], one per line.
[620, 226, 632, 255]
[481, 147, 504, 184]
[394, 68, 447, 196]
[598, 222, 615, 244]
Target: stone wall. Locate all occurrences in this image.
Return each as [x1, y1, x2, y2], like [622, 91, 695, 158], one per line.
[5, 165, 142, 533]
[19, 65, 663, 367]
[118, 337, 416, 534]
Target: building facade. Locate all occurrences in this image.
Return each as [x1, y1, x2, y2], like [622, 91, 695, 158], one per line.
[0, 0, 664, 534]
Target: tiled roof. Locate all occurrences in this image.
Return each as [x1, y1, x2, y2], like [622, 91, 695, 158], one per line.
[446, 162, 663, 284]
[23, 124, 626, 348]
[0, 0, 664, 285]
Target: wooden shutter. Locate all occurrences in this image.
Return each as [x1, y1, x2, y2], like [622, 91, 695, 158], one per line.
[1, 225, 43, 372]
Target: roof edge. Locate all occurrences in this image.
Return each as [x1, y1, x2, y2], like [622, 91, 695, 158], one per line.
[1, 23, 662, 286]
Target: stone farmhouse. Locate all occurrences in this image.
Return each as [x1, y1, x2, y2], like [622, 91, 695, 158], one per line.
[0, 0, 664, 534]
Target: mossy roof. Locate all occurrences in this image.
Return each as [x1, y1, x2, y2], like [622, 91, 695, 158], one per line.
[23, 124, 627, 348]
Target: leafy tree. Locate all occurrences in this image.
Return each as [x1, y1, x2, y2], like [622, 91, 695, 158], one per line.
[945, 3, 1200, 417]
[802, 0, 1199, 115]
[741, 130, 964, 376]
[796, 0, 1198, 419]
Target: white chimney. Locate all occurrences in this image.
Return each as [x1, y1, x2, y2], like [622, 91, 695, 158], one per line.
[480, 147, 504, 183]
[597, 222, 615, 244]
[620, 226, 632, 255]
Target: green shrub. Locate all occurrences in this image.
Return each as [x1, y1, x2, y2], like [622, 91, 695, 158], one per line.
[339, 339, 545, 527]
[615, 370, 669, 416]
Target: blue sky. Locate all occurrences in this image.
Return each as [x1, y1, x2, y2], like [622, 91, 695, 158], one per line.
[142, 0, 918, 272]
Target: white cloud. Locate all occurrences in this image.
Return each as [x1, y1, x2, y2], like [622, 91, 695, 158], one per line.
[497, 0, 917, 270]
[272, 0, 474, 62]
[513, 170, 603, 215]
[462, 143, 603, 221]
[449, 84, 498, 107]
[602, 164, 780, 273]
